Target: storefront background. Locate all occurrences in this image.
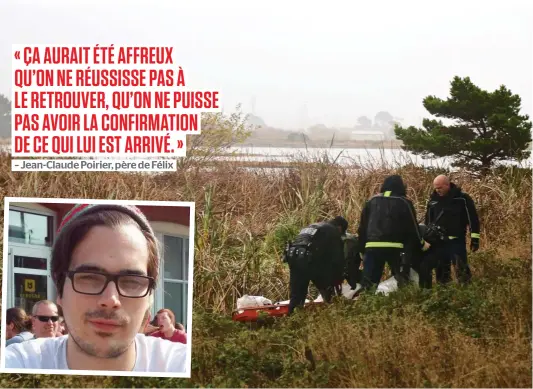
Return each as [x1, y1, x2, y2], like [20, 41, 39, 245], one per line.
[6, 202, 191, 329]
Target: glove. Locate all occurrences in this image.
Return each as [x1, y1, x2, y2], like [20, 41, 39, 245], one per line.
[470, 238, 479, 252]
[422, 241, 431, 252]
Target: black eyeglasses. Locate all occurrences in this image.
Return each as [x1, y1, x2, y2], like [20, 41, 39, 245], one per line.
[66, 270, 155, 298]
[36, 315, 59, 322]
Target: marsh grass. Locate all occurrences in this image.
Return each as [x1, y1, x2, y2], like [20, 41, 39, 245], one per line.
[0, 150, 530, 388]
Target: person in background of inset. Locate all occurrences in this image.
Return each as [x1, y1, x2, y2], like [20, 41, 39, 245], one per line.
[54, 304, 67, 336]
[5, 204, 187, 372]
[56, 316, 66, 336]
[422, 175, 480, 286]
[31, 300, 60, 339]
[6, 307, 34, 346]
[148, 308, 187, 344]
[141, 311, 160, 336]
[175, 323, 187, 338]
[284, 216, 347, 314]
[357, 175, 430, 291]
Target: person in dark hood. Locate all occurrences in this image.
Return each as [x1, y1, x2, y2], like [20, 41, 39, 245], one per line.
[357, 175, 430, 291]
[284, 216, 347, 314]
[381, 174, 407, 196]
[419, 175, 480, 287]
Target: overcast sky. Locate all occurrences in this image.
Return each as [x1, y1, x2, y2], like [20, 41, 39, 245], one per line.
[1, 0, 531, 130]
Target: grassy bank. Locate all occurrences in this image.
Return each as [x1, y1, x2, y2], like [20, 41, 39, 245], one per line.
[0, 151, 530, 387]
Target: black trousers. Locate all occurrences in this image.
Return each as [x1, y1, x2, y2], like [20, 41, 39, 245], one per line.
[361, 247, 402, 289]
[345, 254, 363, 289]
[419, 239, 472, 288]
[288, 257, 335, 314]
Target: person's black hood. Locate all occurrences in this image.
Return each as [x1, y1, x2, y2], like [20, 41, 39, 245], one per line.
[328, 216, 348, 235]
[431, 182, 462, 200]
[380, 175, 406, 196]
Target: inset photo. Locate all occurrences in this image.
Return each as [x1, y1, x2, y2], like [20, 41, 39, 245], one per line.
[1, 197, 195, 378]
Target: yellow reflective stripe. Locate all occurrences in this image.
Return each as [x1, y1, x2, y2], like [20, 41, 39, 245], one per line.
[365, 242, 404, 248]
[471, 233, 480, 239]
[449, 236, 457, 239]
[384, 191, 391, 197]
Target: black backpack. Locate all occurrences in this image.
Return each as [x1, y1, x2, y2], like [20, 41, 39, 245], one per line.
[283, 222, 329, 264]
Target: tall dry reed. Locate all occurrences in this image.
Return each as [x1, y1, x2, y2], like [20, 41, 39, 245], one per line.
[0, 151, 530, 388]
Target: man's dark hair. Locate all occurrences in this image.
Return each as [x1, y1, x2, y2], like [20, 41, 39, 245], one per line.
[51, 210, 159, 297]
[380, 175, 407, 196]
[329, 216, 348, 234]
[6, 307, 32, 333]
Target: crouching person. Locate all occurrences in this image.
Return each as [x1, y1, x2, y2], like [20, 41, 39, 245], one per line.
[284, 216, 347, 314]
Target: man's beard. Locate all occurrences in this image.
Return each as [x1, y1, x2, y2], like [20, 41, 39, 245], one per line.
[70, 330, 131, 358]
[66, 307, 150, 359]
[69, 308, 132, 359]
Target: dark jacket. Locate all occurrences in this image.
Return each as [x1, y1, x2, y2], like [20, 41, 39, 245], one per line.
[290, 221, 345, 282]
[425, 183, 480, 240]
[343, 233, 361, 288]
[357, 175, 424, 253]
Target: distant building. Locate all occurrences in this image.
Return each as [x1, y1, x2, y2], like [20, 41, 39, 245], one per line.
[350, 130, 385, 141]
[246, 114, 267, 128]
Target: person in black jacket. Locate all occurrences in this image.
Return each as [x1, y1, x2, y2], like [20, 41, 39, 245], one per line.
[284, 216, 347, 314]
[342, 231, 362, 290]
[357, 175, 430, 290]
[420, 175, 480, 287]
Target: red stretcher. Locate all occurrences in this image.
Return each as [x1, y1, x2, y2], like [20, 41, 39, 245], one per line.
[232, 301, 323, 322]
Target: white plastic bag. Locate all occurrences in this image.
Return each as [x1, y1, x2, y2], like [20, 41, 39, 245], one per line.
[343, 283, 363, 299]
[236, 295, 273, 309]
[376, 268, 420, 296]
[376, 276, 398, 296]
[315, 283, 363, 302]
[275, 299, 310, 305]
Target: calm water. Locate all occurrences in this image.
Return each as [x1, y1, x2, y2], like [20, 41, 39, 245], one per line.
[3, 144, 531, 170]
[227, 146, 450, 167]
[227, 146, 532, 169]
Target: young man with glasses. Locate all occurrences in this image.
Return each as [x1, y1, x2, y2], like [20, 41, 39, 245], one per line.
[5, 204, 188, 373]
